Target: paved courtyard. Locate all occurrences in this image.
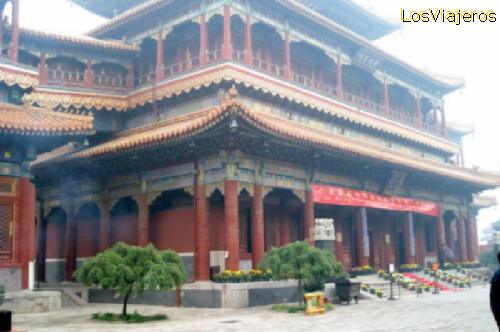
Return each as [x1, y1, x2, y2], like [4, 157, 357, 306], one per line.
[12, 286, 497, 332]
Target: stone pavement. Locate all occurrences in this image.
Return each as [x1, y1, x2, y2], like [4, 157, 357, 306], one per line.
[12, 286, 497, 332]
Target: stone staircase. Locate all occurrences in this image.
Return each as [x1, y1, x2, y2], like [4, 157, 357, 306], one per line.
[38, 283, 88, 307]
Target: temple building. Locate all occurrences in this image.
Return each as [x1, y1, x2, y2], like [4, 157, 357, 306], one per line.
[0, 0, 499, 291]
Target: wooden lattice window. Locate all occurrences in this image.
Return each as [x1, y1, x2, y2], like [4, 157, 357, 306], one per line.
[0, 202, 13, 260]
[0, 182, 13, 195]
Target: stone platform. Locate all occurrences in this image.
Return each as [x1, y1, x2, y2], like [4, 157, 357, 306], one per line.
[2, 290, 61, 314]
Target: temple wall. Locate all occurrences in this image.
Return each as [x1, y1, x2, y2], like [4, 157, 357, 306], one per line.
[150, 207, 195, 252]
[76, 217, 99, 258]
[110, 214, 138, 246]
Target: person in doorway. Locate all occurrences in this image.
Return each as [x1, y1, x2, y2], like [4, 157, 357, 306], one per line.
[491, 252, 500, 330]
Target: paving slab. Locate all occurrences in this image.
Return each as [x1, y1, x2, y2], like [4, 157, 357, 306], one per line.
[11, 285, 497, 332]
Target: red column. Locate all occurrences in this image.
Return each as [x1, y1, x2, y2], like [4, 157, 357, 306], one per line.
[415, 94, 422, 128]
[99, 199, 110, 252]
[18, 178, 36, 288]
[156, 31, 164, 81]
[437, 213, 445, 247]
[8, 0, 19, 62]
[39, 53, 47, 84]
[336, 57, 343, 99]
[64, 202, 77, 281]
[403, 212, 416, 264]
[441, 107, 447, 136]
[244, 15, 253, 66]
[355, 207, 369, 266]
[465, 215, 474, 261]
[127, 65, 134, 89]
[471, 218, 479, 261]
[304, 190, 314, 245]
[136, 193, 149, 246]
[416, 222, 426, 266]
[224, 180, 239, 270]
[194, 182, 210, 280]
[457, 215, 467, 262]
[199, 14, 208, 65]
[84, 59, 93, 89]
[222, 5, 233, 60]
[383, 78, 390, 115]
[251, 184, 265, 268]
[284, 32, 291, 80]
[334, 218, 344, 266]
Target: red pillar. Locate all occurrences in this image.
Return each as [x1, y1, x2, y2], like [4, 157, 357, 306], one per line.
[127, 65, 134, 89]
[437, 213, 445, 247]
[84, 59, 93, 89]
[334, 218, 344, 266]
[39, 52, 47, 84]
[471, 218, 479, 261]
[222, 5, 233, 60]
[99, 199, 110, 252]
[18, 178, 36, 288]
[284, 32, 291, 80]
[416, 222, 426, 266]
[441, 107, 447, 136]
[465, 214, 474, 261]
[457, 215, 467, 262]
[8, 0, 19, 62]
[156, 31, 164, 81]
[199, 14, 208, 65]
[415, 94, 422, 127]
[244, 15, 253, 66]
[194, 182, 210, 280]
[251, 184, 265, 268]
[64, 203, 76, 281]
[224, 180, 239, 270]
[336, 57, 343, 99]
[304, 190, 314, 245]
[355, 207, 369, 267]
[403, 212, 416, 265]
[383, 78, 390, 115]
[136, 193, 149, 246]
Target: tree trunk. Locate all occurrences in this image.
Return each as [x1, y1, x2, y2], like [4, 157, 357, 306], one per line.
[122, 284, 133, 318]
[298, 279, 303, 306]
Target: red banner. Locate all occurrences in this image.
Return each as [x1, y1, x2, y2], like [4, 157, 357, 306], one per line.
[312, 185, 440, 217]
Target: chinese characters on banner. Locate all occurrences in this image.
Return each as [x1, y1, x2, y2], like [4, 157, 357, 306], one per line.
[312, 185, 440, 217]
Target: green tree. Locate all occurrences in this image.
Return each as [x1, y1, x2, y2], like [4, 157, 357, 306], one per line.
[259, 241, 343, 305]
[480, 249, 499, 271]
[0, 284, 4, 306]
[74, 242, 186, 318]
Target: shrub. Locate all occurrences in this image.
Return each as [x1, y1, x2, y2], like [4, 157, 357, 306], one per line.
[259, 241, 343, 305]
[0, 284, 4, 306]
[92, 311, 167, 323]
[74, 242, 186, 318]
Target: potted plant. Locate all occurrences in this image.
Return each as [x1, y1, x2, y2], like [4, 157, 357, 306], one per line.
[0, 284, 11, 332]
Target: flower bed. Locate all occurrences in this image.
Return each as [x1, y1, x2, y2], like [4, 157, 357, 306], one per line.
[350, 265, 375, 277]
[213, 269, 273, 283]
[457, 261, 481, 269]
[399, 264, 422, 273]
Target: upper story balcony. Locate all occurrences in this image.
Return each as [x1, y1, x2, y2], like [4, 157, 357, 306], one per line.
[2, 7, 447, 138]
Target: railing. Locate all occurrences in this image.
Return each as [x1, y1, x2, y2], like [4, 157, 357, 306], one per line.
[292, 72, 337, 97]
[93, 74, 128, 91]
[207, 49, 222, 63]
[46, 69, 85, 87]
[252, 58, 285, 77]
[134, 72, 156, 87]
[232, 49, 246, 64]
[163, 56, 200, 79]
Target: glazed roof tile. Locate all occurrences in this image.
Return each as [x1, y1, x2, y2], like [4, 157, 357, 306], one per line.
[0, 103, 94, 135]
[20, 28, 138, 52]
[34, 98, 500, 188]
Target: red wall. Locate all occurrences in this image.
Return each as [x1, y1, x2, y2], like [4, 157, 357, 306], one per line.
[110, 214, 137, 246]
[46, 216, 65, 259]
[76, 217, 99, 258]
[149, 207, 195, 252]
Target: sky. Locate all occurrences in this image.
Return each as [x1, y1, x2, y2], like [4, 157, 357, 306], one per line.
[10, 0, 500, 242]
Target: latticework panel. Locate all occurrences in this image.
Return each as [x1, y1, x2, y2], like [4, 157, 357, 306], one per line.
[0, 201, 13, 260]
